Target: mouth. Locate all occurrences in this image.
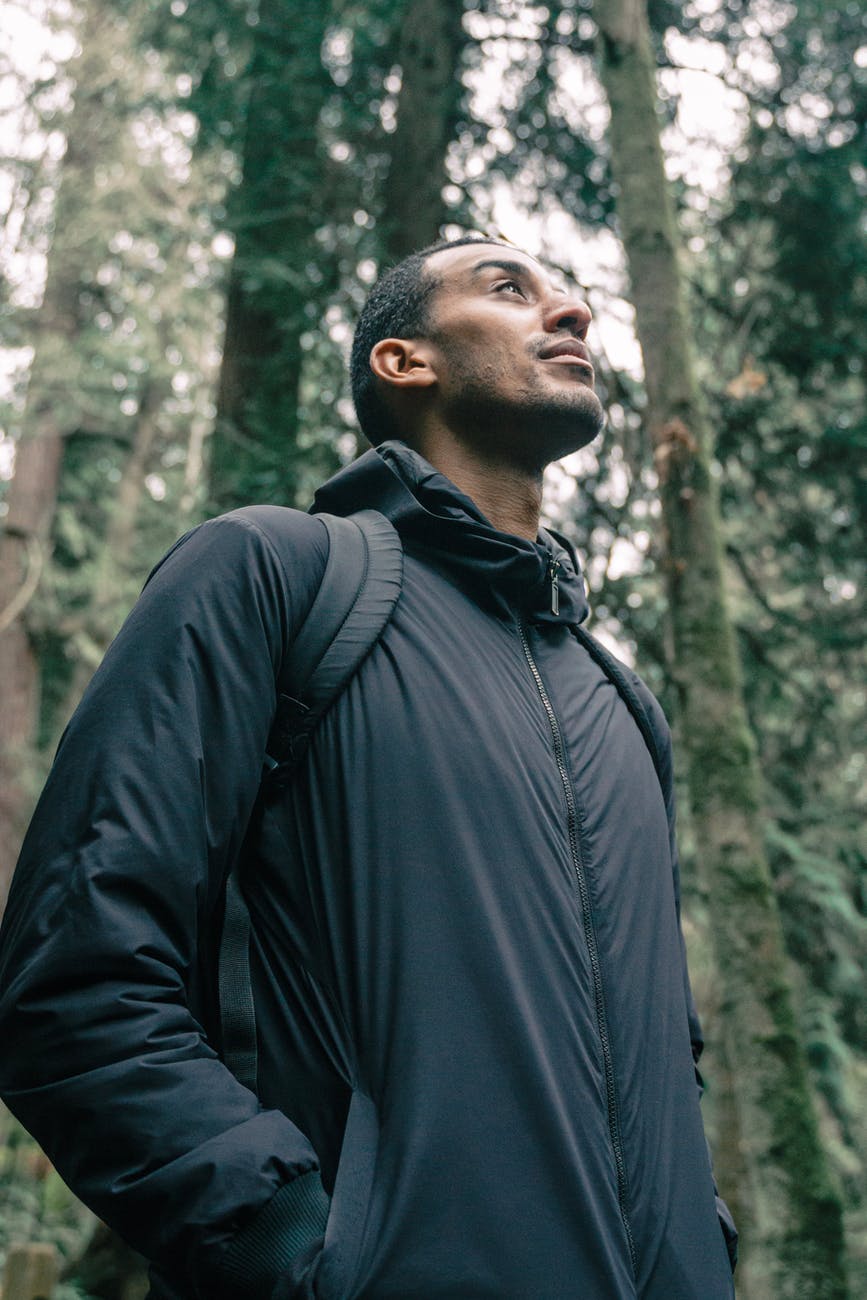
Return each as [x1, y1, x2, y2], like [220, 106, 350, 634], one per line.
[538, 340, 594, 378]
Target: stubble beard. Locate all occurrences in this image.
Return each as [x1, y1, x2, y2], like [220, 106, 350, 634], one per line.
[440, 354, 606, 474]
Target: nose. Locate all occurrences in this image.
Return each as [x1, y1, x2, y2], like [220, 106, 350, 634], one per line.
[542, 292, 592, 338]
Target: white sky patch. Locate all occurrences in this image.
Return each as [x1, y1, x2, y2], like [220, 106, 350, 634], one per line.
[0, 0, 77, 79]
[590, 623, 635, 666]
[548, 47, 610, 141]
[0, 430, 15, 478]
[545, 443, 599, 512]
[592, 305, 644, 379]
[130, 106, 198, 182]
[464, 6, 548, 125]
[144, 472, 166, 501]
[0, 343, 32, 412]
[210, 231, 234, 260]
[606, 535, 646, 580]
[663, 32, 746, 193]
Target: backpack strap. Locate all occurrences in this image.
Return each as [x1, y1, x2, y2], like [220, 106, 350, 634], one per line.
[219, 509, 403, 1091]
[264, 510, 404, 787]
[219, 871, 262, 1091]
[570, 624, 667, 794]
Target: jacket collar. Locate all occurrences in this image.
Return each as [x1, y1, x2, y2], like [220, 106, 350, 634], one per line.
[311, 440, 589, 625]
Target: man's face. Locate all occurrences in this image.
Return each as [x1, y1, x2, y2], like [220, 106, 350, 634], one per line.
[418, 242, 605, 470]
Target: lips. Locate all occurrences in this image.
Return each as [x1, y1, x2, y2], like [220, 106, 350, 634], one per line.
[538, 340, 593, 368]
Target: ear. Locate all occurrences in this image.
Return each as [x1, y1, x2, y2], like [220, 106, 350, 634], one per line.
[369, 338, 437, 391]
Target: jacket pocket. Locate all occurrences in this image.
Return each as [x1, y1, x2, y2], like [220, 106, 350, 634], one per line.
[316, 1090, 379, 1300]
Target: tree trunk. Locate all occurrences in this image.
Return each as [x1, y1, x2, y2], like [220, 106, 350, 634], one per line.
[0, 0, 128, 903]
[56, 378, 169, 726]
[594, 2, 848, 1296]
[381, 0, 466, 259]
[2, 1242, 58, 1300]
[209, 0, 334, 512]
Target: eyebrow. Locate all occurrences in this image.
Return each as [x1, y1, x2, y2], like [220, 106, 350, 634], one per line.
[470, 258, 568, 295]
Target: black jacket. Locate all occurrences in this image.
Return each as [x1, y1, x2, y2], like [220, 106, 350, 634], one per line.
[0, 442, 735, 1298]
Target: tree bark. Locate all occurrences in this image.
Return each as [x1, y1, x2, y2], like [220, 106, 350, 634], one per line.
[594, 2, 848, 1296]
[0, 0, 128, 903]
[381, 0, 466, 259]
[56, 377, 169, 726]
[2, 1242, 58, 1300]
[209, 0, 335, 512]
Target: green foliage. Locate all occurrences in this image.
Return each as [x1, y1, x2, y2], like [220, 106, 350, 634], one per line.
[0, 1108, 96, 1296]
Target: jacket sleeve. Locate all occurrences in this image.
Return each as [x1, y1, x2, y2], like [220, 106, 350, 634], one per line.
[0, 508, 331, 1298]
[637, 679, 738, 1274]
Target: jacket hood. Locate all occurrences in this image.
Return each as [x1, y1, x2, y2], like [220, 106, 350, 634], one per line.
[311, 439, 589, 625]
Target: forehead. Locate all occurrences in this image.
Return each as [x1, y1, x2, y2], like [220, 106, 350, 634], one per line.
[423, 243, 571, 295]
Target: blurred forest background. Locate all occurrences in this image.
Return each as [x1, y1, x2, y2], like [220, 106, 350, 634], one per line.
[0, 0, 864, 1296]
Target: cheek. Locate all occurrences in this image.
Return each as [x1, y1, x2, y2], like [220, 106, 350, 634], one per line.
[453, 338, 521, 385]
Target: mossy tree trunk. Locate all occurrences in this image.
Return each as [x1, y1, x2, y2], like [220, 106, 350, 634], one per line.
[381, 0, 466, 260]
[594, 1, 848, 1296]
[57, 376, 169, 724]
[209, 0, 335, 512]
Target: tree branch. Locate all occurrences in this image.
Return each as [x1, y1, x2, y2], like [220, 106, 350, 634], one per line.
[0, 534, 43, 634]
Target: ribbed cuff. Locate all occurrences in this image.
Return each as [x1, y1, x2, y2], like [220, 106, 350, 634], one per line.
[219, 1171, 331, 1296]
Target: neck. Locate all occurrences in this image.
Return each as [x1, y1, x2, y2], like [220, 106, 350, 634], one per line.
[413, 433, 543, 541]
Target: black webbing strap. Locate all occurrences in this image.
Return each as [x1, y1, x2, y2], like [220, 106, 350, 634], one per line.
[218, 510, 403, 1091]
[219, 870, 260, 1090]
[570, 624, 667, 795]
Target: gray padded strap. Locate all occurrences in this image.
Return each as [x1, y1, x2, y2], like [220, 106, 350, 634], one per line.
[297, 510, 403, 714]
[286, 514, 371, 697]
[264, 511, 403, 780]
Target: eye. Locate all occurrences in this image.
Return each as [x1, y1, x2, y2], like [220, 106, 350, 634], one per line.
[493, 279, 527, 298]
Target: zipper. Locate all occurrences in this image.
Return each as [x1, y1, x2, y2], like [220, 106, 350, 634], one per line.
[518, 618, 637, 1276]
[547, 558, 561, 615]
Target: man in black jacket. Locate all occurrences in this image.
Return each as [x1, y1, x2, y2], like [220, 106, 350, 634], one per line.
[0, 238, 736, 1298]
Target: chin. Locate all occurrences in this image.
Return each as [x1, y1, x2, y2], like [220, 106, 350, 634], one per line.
[539, 396, 606, 460]
[445, 386, 605, 470]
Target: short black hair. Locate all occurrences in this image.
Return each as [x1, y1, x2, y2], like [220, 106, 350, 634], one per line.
[350, 236, 510, 445]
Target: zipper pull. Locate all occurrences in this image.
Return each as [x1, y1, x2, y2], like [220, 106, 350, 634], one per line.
[548, 559, 560, 615]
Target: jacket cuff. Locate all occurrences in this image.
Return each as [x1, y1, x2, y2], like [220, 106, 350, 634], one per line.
[218, 1171, 330, 1297]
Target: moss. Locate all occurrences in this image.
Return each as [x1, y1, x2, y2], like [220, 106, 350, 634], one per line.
[596, 0, 849, 1291]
